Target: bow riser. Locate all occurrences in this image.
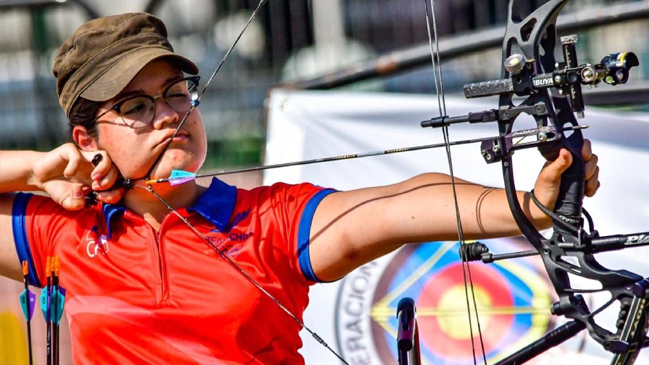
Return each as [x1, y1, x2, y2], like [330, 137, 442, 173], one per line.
[501, 0, 568, 78]
[495, 0, 649, 361]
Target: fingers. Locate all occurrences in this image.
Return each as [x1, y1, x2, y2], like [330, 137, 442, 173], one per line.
[93, 188, 126, 204]
[84, 152, 126, 204]
[542, 148, 573, 183]
[58, 184, 91, 211]
[62, 185, 123, 210]
[42, 145, 125, 209]
[88, 152, 118, 191]
[88, 151, 108, 183]
[584, 166, 600, 197]
[60, 143, 88, 179]
[581, 139, 593, 161]
[531, 148, 572, 210]
[581, 139, 600, 197]
[549, 141, 600, 197]
[582, 139, 598, 193]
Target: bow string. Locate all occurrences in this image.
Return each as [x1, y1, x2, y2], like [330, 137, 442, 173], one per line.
[422, 0, 489, 364]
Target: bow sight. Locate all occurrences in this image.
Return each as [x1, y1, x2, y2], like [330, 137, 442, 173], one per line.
[421, 0, 647, 364]
[463, 46, 638, 114]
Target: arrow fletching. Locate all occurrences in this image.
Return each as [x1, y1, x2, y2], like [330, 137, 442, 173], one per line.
[145, 170, 196, 186]
[20, 290, 36, 320]
[20, 260, 36, 320]
[168, 170, 196, 185]
[40, 288, 50, 323]
[50, 287, 66, 325]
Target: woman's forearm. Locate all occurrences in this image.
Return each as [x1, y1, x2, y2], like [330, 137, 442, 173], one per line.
[0, 150, 43, 193]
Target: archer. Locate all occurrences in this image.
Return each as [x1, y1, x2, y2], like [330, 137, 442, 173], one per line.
[0, 11, 599, 365]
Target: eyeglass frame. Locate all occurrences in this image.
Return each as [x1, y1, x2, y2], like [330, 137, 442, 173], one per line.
[90, 75, 201, 129]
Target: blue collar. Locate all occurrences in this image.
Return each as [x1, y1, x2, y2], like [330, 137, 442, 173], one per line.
[102, 178, 237, 236]
[187, 178, 237, 231]
[102, 203, 126, 239]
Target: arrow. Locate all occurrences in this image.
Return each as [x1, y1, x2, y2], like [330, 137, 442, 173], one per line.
[146, 169, 196, 186]
[50, 256, 65, 365]
[40, 256, 52, 365]
[50, 257, 65, 325]
[19, 261, 35, 365]
[143, 124, 589, 187]
[144, 137, 498, 186]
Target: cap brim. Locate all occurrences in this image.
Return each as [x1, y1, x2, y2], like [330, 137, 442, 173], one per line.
[81, 47, 199, 102]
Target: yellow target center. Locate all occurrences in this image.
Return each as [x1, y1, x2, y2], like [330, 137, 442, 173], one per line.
[437, 285, 492, 339]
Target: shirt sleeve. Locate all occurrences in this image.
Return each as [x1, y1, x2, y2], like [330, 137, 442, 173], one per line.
[12, 192, 41, 286]
[296, 188, 336, 282]
[258, 183, 336, 283]
[12, 193, 84, 288]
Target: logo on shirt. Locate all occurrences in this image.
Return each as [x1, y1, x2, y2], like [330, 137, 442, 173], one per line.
[86, 226, 109, 258]
[229, 208, 250, 230]
[211, 208, 251, 233]
[204, 208, 253, 258]
[206, 230, 254, 258]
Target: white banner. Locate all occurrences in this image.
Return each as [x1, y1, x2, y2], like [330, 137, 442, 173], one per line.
[264, 89, 649, 365]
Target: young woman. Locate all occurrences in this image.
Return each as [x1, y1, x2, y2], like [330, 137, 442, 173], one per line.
[0, 12, 599, 365]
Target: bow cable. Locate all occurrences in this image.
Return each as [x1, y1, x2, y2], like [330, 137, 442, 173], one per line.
[144, 185, 347, 363]
[423, 1, 487, 364]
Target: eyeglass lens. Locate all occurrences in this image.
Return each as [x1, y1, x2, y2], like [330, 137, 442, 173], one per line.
[115, 77, 199, 128]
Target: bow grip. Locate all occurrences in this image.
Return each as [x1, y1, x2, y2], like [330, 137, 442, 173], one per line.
[539, 132, 585, 234]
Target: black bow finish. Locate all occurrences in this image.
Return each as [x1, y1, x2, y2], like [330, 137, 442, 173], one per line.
[423, 1, 646, 364]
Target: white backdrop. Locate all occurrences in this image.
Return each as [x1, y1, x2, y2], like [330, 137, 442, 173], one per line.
[264, 89, 649, 365]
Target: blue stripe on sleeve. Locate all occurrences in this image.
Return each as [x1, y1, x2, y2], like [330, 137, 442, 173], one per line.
[297, 189, 336, 283]
[11, 193, 41, 287]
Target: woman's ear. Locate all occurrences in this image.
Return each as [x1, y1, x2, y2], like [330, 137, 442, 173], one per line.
[73, 126, 98, 151]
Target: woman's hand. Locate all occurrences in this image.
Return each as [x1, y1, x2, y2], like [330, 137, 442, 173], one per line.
[532, 139, 600, 212]
[33, 143, 124, 210]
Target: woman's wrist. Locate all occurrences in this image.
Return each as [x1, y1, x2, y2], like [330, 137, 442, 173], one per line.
[518, 190, 553, 231]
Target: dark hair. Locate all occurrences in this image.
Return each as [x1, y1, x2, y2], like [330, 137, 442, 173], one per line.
[68, 97, 101, 140]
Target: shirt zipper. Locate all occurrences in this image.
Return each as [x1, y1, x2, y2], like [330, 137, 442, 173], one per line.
[152, 216, 172, 305]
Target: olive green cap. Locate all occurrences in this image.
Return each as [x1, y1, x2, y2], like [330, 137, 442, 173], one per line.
[53, 12, 199, 117]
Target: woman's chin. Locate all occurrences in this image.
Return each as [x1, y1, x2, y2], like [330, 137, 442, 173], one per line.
[119, 153, 204, 183]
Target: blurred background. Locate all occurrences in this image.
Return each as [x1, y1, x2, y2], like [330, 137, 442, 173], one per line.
[1, 0, 648, 170]
[1, 1, 648, 364]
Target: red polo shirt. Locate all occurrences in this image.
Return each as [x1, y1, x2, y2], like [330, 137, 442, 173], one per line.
[12, 178, 335, 364]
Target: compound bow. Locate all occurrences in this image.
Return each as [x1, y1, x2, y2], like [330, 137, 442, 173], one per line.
[419, 1, 645, 364]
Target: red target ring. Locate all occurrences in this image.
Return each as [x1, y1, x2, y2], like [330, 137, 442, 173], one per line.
[417, 263, 514, 360]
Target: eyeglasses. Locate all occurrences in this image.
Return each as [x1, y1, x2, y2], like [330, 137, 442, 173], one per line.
[94, 76, 200, 129]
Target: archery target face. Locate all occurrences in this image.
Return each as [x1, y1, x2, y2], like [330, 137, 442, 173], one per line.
[334, 238, 555, 365]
